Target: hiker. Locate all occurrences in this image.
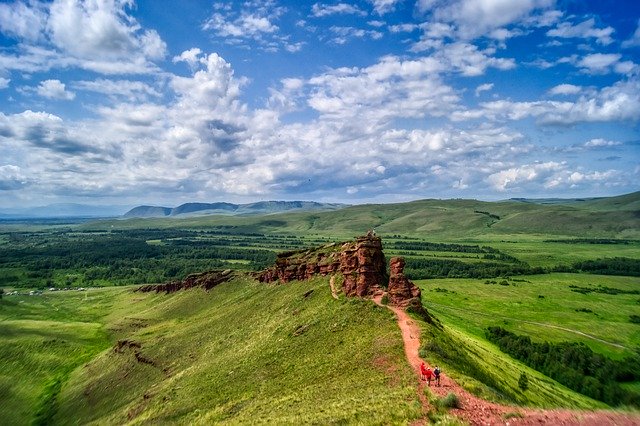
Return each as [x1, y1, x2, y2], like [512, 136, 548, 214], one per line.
[434, 365, 441, 386]
[420, 362, 428, 380]
[425, 367, 434, 386]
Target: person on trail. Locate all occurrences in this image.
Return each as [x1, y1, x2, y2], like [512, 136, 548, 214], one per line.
[434, 366, 441, 386]
[426, 367, 434, 385]
[420, 362, 428, 381]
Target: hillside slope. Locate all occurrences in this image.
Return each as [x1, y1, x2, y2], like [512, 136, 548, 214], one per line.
[53, 277, 421, 424]
[101, 191, 640, 239]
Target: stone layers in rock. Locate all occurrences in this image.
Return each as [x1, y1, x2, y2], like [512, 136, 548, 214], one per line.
[387, 257, 422, 308]
[257, 235, 387, 298]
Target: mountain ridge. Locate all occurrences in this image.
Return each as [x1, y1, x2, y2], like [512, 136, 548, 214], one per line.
[123, 200, 348, 218]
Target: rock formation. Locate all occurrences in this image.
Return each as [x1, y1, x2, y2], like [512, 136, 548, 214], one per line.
[257, 235, 387, 298]
[136, 269, 236, 294]
[387, 257, 422, 308]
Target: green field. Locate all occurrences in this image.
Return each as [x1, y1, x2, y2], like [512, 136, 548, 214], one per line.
[2, 278, 423, 425]
[418, 273, 640, 359]
[1, 193, 639, 423]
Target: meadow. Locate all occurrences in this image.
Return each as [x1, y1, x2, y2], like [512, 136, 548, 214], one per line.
[1, 193, 638, 423]
[2, 278, 422, 425]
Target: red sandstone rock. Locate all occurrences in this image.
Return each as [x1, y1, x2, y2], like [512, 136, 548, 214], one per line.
[257, 235, 387, 298]
[387, 257, 421, 307]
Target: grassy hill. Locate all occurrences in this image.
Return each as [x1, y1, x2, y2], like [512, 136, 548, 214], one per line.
[2, 277, 423, 425]
[84, 192, 640, 240]
[4, 272, 632, 425]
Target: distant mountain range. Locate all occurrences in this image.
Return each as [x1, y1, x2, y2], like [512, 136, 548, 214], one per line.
[123, 201, 348, 218]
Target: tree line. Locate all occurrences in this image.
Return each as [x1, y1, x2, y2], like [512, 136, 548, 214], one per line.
[486, 326, 640, 407]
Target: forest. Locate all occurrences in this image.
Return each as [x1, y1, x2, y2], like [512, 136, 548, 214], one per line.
[486, 326, 640, 407]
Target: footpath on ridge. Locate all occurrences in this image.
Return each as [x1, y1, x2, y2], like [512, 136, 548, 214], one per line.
[256, 234, 640, 425]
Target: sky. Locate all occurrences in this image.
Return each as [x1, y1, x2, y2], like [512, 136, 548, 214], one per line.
[0, 0, 639, 209]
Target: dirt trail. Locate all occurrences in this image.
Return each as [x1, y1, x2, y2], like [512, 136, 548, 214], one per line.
[372, 294, 640, 426]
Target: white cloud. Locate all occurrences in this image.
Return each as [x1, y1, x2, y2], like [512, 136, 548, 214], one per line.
[0, 0, 47, 41]
[173, 48, 204, 69]
[418, 0, 555, 40]
[36, 79, 75, 100]
[311, 3, 366, 17]
[475, 83, 494, 96]
[583, 138, 621, 148]
[0, 0, 167, 75]
[547, 18, 615, 46]
[202, 1, 290, 51]
[369, 0, 401, 15]
[472, 78, 640, 125]
[431, 42, 516, 76]
[329, 26, 382, 44]
[622, 19, 640, 48]
[577, 53, 621, 74]
[0, 164, 28, 190]
[487, 161, 564, 190]
[0, 77, 9, 89]
[548, 83, 581, 95]
[74, 79, 161, 101]
[48, 0, 166, 60]
[306, 55, 458, 124]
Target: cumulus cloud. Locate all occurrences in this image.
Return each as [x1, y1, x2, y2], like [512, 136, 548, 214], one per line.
[486, 161, 620, 192]
[0, 0, 47, 41]
[577, 53, 622, 74]
[417, 0, 555, 40]
[328, 26, 383, 44]
[0, 0, 167, 75]
[369, 0, 401, 15]
[461, 78, 640, 125]
[0, 110, 99, 155]
[622, 19, 640, 48]
[36, 79, 75, 100]
[311, 3, 366, 17]
[202, 0, 298, 52]
[0, 164, 29, 190]
[305, 55, 458, 124]
[0, 77, 9, 89]
[548, 83, 581, 95]
[547, 18, 615, 46]
[475, 83, 494, 96]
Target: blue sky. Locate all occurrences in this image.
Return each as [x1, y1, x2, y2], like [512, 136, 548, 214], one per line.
[0, 0, 638, 208]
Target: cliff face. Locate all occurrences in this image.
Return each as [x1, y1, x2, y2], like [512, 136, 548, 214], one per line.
[257, 235, 387, 298]
[387, 257, 422, 308]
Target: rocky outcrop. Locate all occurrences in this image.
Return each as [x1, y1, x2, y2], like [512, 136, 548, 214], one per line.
[257, 235, 387, 298]
[136, 269, 236, 294]
[387, 257, 421, 308]
[339, 236, 387, 297]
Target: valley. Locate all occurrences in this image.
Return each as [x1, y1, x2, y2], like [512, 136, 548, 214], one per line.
[0, 193, 639, 424]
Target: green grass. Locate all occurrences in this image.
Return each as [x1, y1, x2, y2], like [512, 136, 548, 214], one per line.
[0, 288, 129, 426]
[417, 273, 640, 360]
[77, 192, 639, 240]
[18, 276, 420, 424]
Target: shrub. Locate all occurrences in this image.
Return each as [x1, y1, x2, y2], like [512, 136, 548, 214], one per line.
[438, 392, 461, 409]
[630, 315, 640, 324]
[518, 372, 529, 391]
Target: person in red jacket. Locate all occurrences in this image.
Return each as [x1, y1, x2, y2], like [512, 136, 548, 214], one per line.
[420, 362, 428, 381]
[425, 366, 434, 385]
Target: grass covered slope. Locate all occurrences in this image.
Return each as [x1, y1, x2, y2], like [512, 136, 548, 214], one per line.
[0, 288, 128, 426]
[83, 191, 640, 240]
[53, 276, 421, 424]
